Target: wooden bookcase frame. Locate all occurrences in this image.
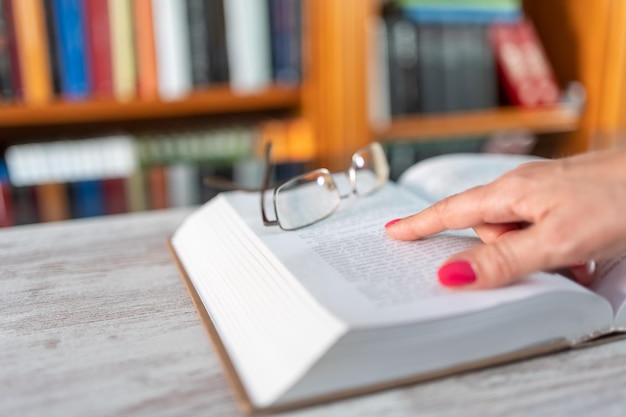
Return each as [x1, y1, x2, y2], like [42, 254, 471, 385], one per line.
[0, 0, 624, 170]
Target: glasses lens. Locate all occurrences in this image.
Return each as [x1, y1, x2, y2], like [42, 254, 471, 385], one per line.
[275, 169, 341, 230]
[352, 142, 389, 195]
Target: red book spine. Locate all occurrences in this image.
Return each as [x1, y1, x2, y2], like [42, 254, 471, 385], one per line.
[490, 22, 539, 107]
[516, 20, 559, 106]
[148, 165, 168, 210]
[84, 0, 113, 97]
[3, 0, 22, 100]
[102, 177, 128, 214]
[0, 181, 14, 227]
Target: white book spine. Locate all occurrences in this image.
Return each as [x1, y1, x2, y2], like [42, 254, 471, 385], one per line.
[223, 0, 272, 93]
[166, 163, 199, 208]
[5, 136, 137, 186]
[152, 0, 192, 101]
[368, 17, 391, 130]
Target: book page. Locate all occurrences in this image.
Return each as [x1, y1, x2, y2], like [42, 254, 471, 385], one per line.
[590, 253, 626, 326]
[226, 184, 592, 327]
[398, 153, 540, 203]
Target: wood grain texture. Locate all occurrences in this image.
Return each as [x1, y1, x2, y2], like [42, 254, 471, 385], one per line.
[2, 209, 626, 417]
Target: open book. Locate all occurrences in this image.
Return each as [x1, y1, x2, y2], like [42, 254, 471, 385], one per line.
[168, 153, 626, 414]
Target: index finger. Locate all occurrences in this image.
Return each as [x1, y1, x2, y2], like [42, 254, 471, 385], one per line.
[385, 183, 524, 241]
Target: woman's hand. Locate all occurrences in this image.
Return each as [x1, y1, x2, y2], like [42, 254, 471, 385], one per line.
[384, 149, 626, 289]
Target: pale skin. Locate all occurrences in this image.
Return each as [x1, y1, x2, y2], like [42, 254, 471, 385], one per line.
[385, 148, 626, 289]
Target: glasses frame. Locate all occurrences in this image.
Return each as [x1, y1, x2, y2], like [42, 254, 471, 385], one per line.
[260, 142, 388, 231]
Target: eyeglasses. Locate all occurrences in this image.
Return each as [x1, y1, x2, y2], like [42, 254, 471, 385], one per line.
[261, 142, 389, 230]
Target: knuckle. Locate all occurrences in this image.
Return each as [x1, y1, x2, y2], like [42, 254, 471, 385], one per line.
[496, 172, 531, 193]
[432, 197, 454, 229]
[476, 241, 520, 288]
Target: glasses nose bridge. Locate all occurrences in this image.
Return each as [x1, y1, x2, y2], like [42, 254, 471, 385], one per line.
[335, 168, 357, 199]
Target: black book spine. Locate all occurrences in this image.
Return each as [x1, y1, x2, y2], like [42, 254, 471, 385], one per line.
[186, 0, 211, 87]
[386, 15, 420, 116]
[0, 0, 14, 101]
[12, 186, 40, 225]
[478, 25, 497, 109]
[418, 24, 445, 113]
[457, 24, 477, 111]
[441, 24, 463, 112]
[42, 0, 62, 96]
[281, 0, 302, 84]
[268, 0, 282, 82]
[2, 0, 22, 100]
[207, 0, 229, 83]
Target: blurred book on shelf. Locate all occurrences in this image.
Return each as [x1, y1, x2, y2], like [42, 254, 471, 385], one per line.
[396, 0, 522, 24]
[0, 0, 18, 101]
[370, 0, 563, 180]
[0, 0, 303, 105]
[0, 118, 314, 227]
[12, 0, 53, 105]
[49, 0, 91, 101]
[372, 0, 560, 124]
[490, 19, 559, 107]
[0, 159, 12, 227]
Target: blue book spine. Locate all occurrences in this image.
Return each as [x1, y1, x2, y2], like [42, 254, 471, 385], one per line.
[0, 159, 9, 183]
[402, 6, 521, 24]
[51, 0, 91, 100]
[0, 160, 13, 227]
[72, 180, 104, 218]
[268, 0, 285, 81]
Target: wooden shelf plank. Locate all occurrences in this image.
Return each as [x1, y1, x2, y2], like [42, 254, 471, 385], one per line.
[0, 85, 301, 128]
[377, 104, 581, 142]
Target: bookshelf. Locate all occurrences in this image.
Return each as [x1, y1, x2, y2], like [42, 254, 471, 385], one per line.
[1, 1, 613, 163]
[1, 0, 625, 227]
[307, 0, 626, 169]
[522, 0, 626, 154]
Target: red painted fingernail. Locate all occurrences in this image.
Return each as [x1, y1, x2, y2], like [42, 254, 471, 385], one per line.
[438, 261, 477, 287]
[384, 218, 402, 228]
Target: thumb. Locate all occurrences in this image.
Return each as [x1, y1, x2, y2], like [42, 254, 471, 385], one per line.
[437, 228, 548, 289]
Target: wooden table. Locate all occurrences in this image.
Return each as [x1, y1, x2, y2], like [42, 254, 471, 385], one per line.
[3, 209, 626, 417]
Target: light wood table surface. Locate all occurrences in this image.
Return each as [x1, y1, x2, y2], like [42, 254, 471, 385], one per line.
[3, 208, 626, 417]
